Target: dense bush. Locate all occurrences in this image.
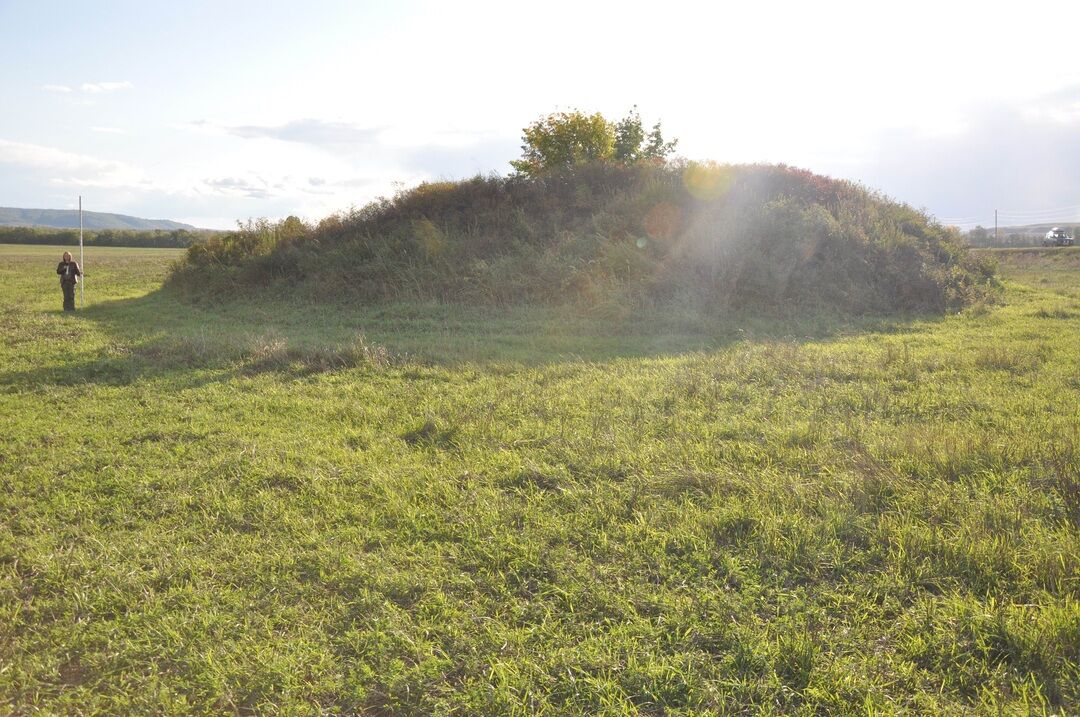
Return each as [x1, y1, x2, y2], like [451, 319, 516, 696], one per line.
[170, 163, 999, 314]
[509, 108, 676, 178]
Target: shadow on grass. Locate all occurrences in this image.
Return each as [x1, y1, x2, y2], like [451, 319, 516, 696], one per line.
[2, 286, 940, 389]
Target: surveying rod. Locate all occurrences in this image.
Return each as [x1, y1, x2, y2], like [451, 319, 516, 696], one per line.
[79, 195, 85, 307]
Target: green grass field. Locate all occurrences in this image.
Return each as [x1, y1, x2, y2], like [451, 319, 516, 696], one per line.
[1, 243, 1077, 715]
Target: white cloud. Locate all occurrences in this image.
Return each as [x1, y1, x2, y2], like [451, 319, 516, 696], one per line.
[853, 86, 1080, 228]
[42, 84, 72, 93]
[51, 176, 153, 190]
[80, 81, 133, 93]
[204, 176, 275, 199]
[0, 139, 148, 191]
[0, 139, 120, 173]
[224, 118, 383, 150]
[92, 127, 127, 134]
[1021, 98, 1080, 125]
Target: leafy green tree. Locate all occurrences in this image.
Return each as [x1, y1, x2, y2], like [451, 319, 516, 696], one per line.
[967, 225, 989, 246]
[512, 108, 677, 177]
[615, 107, 678, 162]
[510, 111, 614, 177]
[613, 110, 646, 162]
[643, 120, 678, 160]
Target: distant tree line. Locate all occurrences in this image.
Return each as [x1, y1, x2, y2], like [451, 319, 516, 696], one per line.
[965, 225, 1079, 248]
[0, 225, 215, 248]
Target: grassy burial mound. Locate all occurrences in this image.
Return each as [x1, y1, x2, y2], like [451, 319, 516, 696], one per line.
[171, 163, 997, 314]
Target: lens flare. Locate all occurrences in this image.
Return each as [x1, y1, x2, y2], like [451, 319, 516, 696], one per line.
[643, 202, 682, 241]
[683, 162, 734, 201]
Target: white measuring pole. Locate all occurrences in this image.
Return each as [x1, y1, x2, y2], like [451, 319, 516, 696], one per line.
[79, 195, 85, 307]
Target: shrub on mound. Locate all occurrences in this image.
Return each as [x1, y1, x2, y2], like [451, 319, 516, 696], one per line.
[171, 163, 998, 314]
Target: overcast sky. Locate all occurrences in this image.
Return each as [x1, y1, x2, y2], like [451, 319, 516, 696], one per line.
[2, 0, 1079, 229]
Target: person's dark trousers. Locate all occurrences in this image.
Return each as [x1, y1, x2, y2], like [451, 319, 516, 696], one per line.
[62, 283, 76, 311]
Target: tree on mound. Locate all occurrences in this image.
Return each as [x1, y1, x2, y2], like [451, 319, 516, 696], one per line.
[172, 160, 997, 315]
[510, 108, 678, 178]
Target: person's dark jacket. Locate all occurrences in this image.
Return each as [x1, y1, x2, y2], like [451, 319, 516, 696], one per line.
[57, 260, 82, 285]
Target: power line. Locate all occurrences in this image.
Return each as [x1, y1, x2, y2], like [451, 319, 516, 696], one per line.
[989, 207, 1080, 218]
[997, 217, 1080, 225]
[936, 212, 1080, 229]
[937, 217, 990, 224]
[933, 203, 1080, 229]
[995, 202, 1080, 216]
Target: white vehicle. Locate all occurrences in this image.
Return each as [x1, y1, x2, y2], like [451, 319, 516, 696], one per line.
[1043, 227, 1074, 247]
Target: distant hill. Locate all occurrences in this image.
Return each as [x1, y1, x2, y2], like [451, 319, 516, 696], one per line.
[0, 206, 197, 231]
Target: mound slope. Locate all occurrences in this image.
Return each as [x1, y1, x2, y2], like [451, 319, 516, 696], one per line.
[173, 163, 997, 314]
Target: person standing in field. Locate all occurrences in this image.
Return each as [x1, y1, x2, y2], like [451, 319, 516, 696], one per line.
[56, 251, 82, 311]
